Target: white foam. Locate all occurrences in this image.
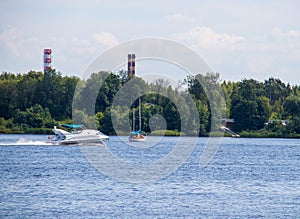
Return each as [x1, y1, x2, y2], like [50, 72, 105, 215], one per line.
[0, 137, 54, 146]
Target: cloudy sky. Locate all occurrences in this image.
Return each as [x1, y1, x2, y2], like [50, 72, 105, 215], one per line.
[1, 0, 299, 84]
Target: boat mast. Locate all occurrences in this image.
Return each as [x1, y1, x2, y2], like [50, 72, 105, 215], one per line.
[133, 108, 135, 132]
[139, 98, 141, 131]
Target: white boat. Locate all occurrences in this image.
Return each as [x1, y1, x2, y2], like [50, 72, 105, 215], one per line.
[129, 98, 147, 142]
[51, 124, 109, 145]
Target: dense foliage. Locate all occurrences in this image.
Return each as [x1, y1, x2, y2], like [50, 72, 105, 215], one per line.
[0, 70, 299, 137]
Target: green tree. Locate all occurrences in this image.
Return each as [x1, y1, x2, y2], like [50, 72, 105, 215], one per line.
[195, 99, 209, 135]
[162, 100, 180, 131]
[16, 71, 43, 111]
[231, 99, 258, 131]
[230, 79, 272, 132]
[238, 79, 264, 101]
[14, 104, 55, 128]
[79, 72, 122, 115]
[257, 96, 272, 129]
[284, 95, 300, 117]
[264, 78, 291, 105]
[0, 80, 18, 119]
[97, 108, 115, 135]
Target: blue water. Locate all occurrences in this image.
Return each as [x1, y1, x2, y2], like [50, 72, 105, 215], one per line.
[0, 135, 299, 218]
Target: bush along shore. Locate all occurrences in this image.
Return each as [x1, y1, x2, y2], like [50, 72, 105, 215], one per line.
[0, 70, 299, 137]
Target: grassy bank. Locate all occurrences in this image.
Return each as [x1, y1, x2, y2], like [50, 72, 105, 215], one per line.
[239, 131, 300, 138]
[149, 130, 181, 136]
[149, 130, 300, 138]
[1, 128, 300, 138]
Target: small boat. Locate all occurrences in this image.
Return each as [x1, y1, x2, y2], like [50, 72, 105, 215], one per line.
[129, 129, 147, 142]
[129, 98, 147, 142]
[51, 124, 109, 145]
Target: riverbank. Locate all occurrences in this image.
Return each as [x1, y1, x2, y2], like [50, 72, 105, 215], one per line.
[1, 128, 300, 138]
[239, 131, 300, 138]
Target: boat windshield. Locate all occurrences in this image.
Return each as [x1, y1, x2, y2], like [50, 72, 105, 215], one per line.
[62, 124, 84, 129]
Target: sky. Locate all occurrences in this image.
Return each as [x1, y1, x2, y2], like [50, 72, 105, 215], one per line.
[0, 0, 299, 84]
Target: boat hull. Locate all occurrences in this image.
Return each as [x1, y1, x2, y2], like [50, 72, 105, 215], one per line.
[59, 140, 106, 146]
[59, 137, 106, 145]
[129, 135, 147, 142]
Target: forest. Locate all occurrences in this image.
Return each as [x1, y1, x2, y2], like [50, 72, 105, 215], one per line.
[0, 69, 299, 137]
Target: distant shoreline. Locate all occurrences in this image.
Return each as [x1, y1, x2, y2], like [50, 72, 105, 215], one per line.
[1, 129, 300, 139]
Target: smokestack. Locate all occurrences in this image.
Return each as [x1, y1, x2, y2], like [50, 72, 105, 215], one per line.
[43, 48, 52, 72]
[128, 54, 135, 77]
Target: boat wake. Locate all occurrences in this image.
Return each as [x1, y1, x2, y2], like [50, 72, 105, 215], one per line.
[0, 138, 54, 146]
[0, 138, 107, 146]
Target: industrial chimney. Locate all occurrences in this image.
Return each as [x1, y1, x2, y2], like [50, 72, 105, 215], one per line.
[128, 54, 135, 78]
[43, 48, 52, 72]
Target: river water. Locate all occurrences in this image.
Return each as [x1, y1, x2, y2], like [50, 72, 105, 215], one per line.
[0, 134, 299, 218]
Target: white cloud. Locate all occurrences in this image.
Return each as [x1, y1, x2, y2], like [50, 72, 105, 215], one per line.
[172, 26, 245, 50]
[0, 26, 23, 57]
[70, 32, 119, 55]
[272, 27, 300, 38]
[246, 28, 300, 54]
[92, 32, 119, 48]
[170, 26, 300, 84]
[0, 25, 119, 74]
[165, 13, 196, 22]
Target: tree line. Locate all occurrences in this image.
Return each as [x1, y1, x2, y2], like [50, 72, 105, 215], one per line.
[0, 70, 299, 137]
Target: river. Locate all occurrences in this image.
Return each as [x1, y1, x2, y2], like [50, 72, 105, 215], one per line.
[0, 134, 299, 218]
